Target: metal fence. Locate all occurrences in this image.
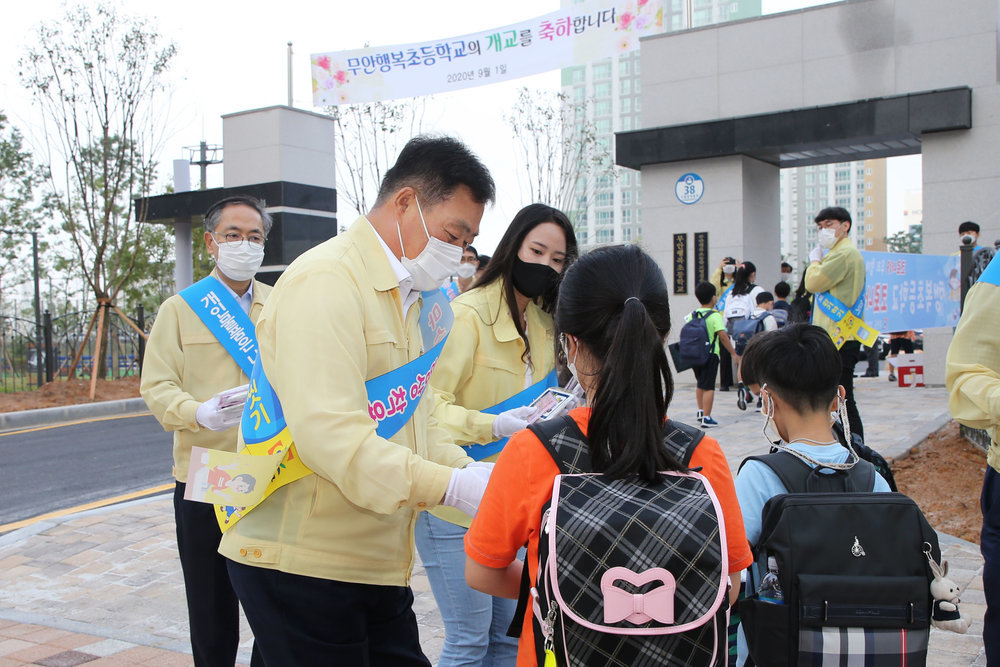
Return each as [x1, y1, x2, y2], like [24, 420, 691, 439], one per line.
[0, 307, 154, 393]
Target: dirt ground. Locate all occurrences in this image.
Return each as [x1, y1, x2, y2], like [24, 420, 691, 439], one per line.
[894, 420, 986, 544]
[0, 379, 987, 543]
[0, 376, 141, 412]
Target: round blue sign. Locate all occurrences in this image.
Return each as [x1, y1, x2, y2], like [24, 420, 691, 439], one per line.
[675, 173, 705, 205]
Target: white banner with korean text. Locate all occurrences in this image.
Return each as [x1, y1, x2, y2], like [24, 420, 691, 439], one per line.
[311, 0, 664, 106]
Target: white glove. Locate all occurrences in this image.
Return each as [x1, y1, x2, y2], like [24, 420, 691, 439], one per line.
[491, 406, 535, 439]
[195, 386, 247, 431]
[442, 464, 493, 515]
[808, 245, 824, 264]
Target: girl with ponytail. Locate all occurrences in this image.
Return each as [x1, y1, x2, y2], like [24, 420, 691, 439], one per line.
[463, 245, 752, 664]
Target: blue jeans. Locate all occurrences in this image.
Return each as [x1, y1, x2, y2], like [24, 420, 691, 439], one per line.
[982, 466, 1000, 665]
[414, 512, 519, 666]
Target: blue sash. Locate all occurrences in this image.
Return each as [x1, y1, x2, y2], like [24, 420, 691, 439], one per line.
[461, 369, 559, 461]
[977, 252, 1000, 286]
[179, 276, 257, 376]
[441, 281, 461, 302]
[813, 286, 879, 348]
[716, 284, 733, 314]
[217, 288, 456, 531]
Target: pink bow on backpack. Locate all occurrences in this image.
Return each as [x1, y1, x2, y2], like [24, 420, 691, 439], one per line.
[601, 567, 677, 624]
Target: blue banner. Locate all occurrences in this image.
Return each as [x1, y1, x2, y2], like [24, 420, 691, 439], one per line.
[179, 276, 258, 377]
[462, 369, 559, 461]
[860, 251, 961, 332]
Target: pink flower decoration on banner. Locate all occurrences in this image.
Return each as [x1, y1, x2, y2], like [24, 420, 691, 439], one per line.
[321, 77, 335, 90]
[334, 70, 346, 84]
[638, 0, 648, 6]
[317, 55, 331, 71]
[620, 12, 634, 29]
[635, 14, 652, 31]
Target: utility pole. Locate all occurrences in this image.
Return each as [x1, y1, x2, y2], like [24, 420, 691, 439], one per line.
[287, 41, 294, 107]
[185, 141, 223, 190]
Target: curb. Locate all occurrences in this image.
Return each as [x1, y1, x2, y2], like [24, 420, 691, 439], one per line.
[0, 397, 149, 431]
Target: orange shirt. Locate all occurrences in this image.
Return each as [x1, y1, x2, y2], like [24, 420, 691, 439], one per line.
[464, 407, 753, 666]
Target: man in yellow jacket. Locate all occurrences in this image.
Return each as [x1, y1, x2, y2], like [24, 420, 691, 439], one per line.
[805, 206, 867, 439]
[141, 195, 273, 666]
[946, 255, 1000, 665]
[219, 136, 496, 666]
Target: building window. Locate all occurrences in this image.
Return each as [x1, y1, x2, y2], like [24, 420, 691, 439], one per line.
[621, 191, 631, 206]
[596, 229, 613, 243]
[623, 226, 632, 241]
[633, 57, 641, 75]
[621, 172, 632, 187]
[621, 97, 632, 114]
[805, 173, 815, 185]
[597, 210, 613, 226]
[867, 195, 872, 202]
[594, 82, 611, 98]
[866, 182, 873, 189]
[619, 59, 631, 77]
[573, 86, 585, 103]
[569, 67, 585, 84]
[596, 191, 614, 207]
[592, 61, 612, 80]
[595, 118, 612, 134]
[634, 96, 641, 112]
[620, 78, 632, 95]
[621, 115, 633, 130]
[594, 100, 611, 117]
[867, 238, 873, 246]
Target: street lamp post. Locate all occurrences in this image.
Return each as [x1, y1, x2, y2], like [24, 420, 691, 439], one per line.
[0, 229, 43, 388]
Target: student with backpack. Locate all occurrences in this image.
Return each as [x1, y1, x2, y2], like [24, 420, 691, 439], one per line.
[734, 324, 940, 667]
[732, 292, 777, 411]
[724, 262, 764, 406]
[464, 245, 753, 666]
[770, 282, 792, 327]
[680, 281, 740, 428]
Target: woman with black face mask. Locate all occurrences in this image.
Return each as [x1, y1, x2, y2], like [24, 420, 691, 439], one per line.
[417, 203, 578, 666]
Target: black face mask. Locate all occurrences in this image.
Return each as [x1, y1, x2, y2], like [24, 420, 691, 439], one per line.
[511, 256, 559, 299]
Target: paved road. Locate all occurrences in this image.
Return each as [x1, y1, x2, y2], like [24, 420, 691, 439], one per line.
[0, 413, 173, 528]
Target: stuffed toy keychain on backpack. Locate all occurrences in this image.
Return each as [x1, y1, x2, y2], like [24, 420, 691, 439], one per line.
[924, 543, 972, 634]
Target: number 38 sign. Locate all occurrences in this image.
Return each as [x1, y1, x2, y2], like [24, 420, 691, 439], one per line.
[675, 173, 705, 205]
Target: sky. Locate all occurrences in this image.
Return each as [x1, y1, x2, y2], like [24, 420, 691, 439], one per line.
[1, 0, 920, 256]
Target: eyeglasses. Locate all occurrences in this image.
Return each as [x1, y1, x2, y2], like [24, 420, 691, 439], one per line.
[212, 231, 266, 248]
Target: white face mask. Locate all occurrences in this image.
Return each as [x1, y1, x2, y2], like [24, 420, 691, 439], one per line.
[818, 227, 839, 249]
[561, 334, 580, 385]
[456, 262, 477, 280]
[397, 195, 463, 291]
[722, 264, 736, 275]
[780, 272, 792, 282]
[215, 240, 264, 282]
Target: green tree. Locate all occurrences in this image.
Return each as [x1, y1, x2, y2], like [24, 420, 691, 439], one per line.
[0, 112, 48, 317]
[19, 3, 176, 310]
[885, 224, 923, 253]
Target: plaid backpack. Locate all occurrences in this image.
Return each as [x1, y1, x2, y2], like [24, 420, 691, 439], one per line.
[521, 416, 730, 666]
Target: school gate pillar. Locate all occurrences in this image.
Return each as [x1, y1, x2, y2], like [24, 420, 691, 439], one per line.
[640, 156, 779, 347]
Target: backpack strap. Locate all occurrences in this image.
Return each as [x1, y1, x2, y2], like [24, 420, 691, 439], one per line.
[740, 451, 876, 494]
[509, 415, 587, 639]
[662, 419, 705, 468]
[527, 415, 590, 474]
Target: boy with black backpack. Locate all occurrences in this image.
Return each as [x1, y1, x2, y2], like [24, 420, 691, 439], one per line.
[732, 293, 778, 412]
[733, 324, 941, 667]
[680, 281, 740, 428]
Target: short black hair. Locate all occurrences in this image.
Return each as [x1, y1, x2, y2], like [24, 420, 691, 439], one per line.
[780, 262, 793, 272]
[958, 221, 980, 234]
[741, 324, 840, 413]
[774, 281, 791, 299]
[477, 254, 491, 270]
[695, 281, 716, 305]
[464, 245, 478, 258]
[756, 291, 774, 305]
[374, 135, 496, 208]
[815, 206, 852, 233]
[205, 195, 273, 235]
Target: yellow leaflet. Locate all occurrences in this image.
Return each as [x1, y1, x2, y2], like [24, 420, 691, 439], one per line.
[212, 427, 313, 532]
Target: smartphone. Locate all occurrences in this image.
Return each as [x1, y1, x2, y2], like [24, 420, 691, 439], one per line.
[525, 387, 577, 424]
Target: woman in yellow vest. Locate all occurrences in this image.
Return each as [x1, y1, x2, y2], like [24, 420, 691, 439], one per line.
[419, 203, 577, 665]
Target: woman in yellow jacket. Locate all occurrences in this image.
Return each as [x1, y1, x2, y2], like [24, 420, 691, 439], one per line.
[420, 203, 577, 666]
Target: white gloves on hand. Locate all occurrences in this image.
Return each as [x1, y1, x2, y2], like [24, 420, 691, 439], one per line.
[808, 245, 824, 264]
[195, 385, 248, 431]
[491, 406, 535, 439]
[442, 462, 494, 516]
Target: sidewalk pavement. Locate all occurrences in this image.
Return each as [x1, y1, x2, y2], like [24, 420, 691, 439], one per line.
[0, 375, 988, 665]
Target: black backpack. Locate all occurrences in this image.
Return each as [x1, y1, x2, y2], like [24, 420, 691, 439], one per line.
[678, 310, 718, 368]
[513, 417, 730, 666]
[738, 452, 939, 667]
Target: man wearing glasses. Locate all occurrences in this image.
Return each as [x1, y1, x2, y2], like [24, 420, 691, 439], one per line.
[804, 206, 869, 439]
[141, 194, 272, 666]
